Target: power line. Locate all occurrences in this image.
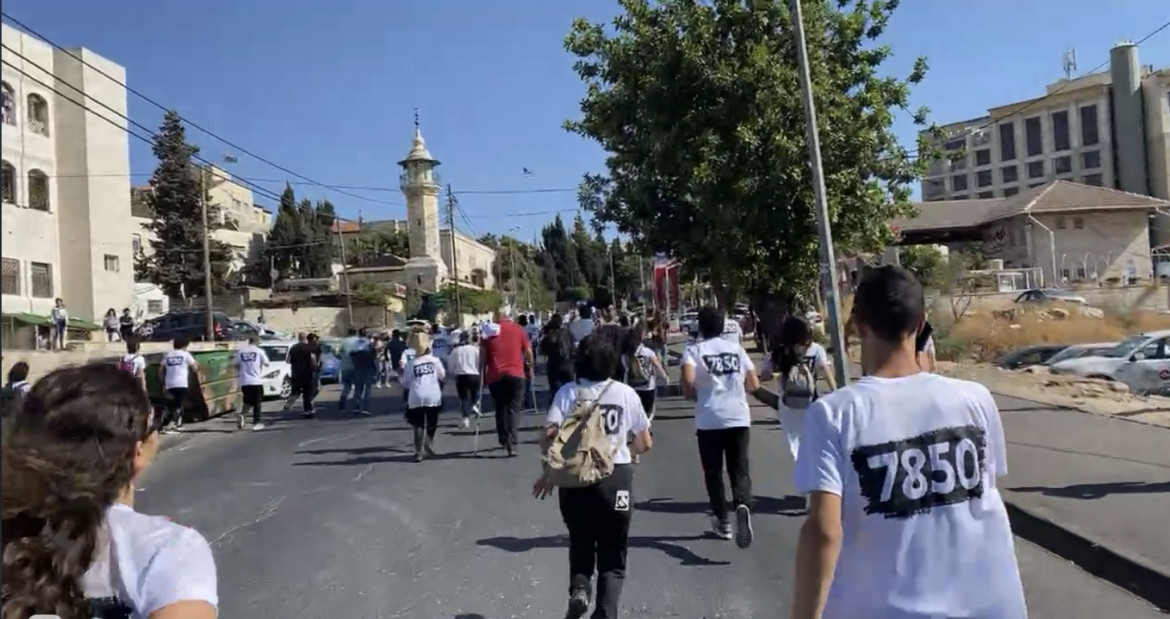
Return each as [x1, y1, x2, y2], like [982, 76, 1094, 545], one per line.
[2, 10, 401, 209]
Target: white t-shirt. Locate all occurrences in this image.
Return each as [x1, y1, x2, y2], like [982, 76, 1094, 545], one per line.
[525, 323, 541, 344]
[720, 318, 743, 344]
[398, 347, 417, 374]
[568, 318, 595, 345]
[235, 344, 270, 387]
[623, 344, 661, 392]
[430, 332, 450, 362]
[682, 338, 755, 430]
[546, 379, 650, 465]
[162, 349, 197, 390]
[794, 373, 1025, 619]
[119, 353, 147, 377]
[82, 503, 217, 618]
[448, 344, 480, 376]
[762, 343, 830, 459]
[405, 353, 446, 408]
[51, 306, 68, 322]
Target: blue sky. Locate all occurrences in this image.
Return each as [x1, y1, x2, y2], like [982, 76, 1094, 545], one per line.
[3, 0, 1168, 241]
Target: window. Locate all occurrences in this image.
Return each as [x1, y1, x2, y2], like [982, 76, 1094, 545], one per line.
[1076, 267, 1087, 280]
[972, 129, 991, 147]
[1079, 104, 1099, 146]
[952, 195, 969, 200]
[976, 170, 993, 188]
[103, 254, 120, 272]
[951, 174, 968, 192]
[944, 138, 965, 152]
[1027, 160, 1045, 179]
[1082, 173, 1104, 186]
[1001, 165, 1019, 184]
[1054, 155, 1072, 175]
[923, 178, 946, 200]
[1025, 117, 1043, 156]
[132, 233, 142, 255]
[1051, 110, 1070, 151]
[1, 258, 18, 295]
[998, 122, 1016, 161]
[27, 169, 49, 210]
[1073, 217, 1084, 229]
[0, 82, 13, 126]
[30, 262, 52, 298]
[26, 94, 49, 137]
[974, 149, 991, 167]
[1, 160, 14, 204]
[1081, 150, 1101, 170]
[1003, 187, 1020, 197]
[147, 300, 164, 314]
[977, 191, 994, 199]
[1057, 217, 1067, 230]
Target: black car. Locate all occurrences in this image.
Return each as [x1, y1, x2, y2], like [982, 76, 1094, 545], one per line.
[994, 344, 1069, 370]
[146, 310, 238, 342]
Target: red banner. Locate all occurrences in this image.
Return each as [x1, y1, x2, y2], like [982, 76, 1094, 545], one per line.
[653, 260, 681, 311]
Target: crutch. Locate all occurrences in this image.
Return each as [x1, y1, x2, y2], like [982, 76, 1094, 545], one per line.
[472, 365, 485, 456]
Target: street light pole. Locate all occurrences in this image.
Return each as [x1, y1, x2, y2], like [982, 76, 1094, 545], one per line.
[789, 0, 850, 387]
[200, 166, 214, 341]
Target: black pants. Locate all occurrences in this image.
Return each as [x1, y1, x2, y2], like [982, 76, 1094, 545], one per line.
[241, 384, 264, 424]
[164, 387, 187, 428]
[406, 405, 441, 453]
[547, 367, 573, 401]
[289, 374, 318, 413]
[488, 375, 524, 448]
[696, 427, 752, 523]
[558, 464, 634, 619]
[455, 374, 481, 417]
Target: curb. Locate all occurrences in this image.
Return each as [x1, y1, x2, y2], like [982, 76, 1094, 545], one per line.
[1005, 501, 1170, 612]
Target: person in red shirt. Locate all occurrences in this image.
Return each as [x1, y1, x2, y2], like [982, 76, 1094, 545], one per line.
[481, 310, 534, 457]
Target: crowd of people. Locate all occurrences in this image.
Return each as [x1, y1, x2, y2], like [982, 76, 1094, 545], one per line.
[0, 265, 1024, 619]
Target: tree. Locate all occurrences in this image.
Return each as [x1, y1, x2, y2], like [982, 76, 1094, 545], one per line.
[900, 245, 944, 285]
[267, 184, 302, 279]
[565, 0, 935, 308]
[539, 215, 582, 297]
[303, 199, 336, 278]
[135, 110, 233, 298]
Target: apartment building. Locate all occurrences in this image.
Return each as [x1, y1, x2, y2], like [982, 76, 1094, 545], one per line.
[920, 43, 1170, 239]
[132, 165, 272, 274]
[1, 23, 135, 329]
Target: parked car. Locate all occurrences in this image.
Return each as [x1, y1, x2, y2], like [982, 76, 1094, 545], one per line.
[318, 340, 341, 383]
[146, 310, 238, 342]
[678, 312, 699, 337]
[1014, 289, 1088, 305]
[257, 341, 295, 400]
[994, 344, 1069, 370]
[1041, 342, 1117, 367]
[1049, 330, 1170, 395]
[232, 319, 287, 341]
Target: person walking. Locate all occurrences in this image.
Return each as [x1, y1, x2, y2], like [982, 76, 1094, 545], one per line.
[448, 331, 482, 428]
[375, 333, 390, 388]
[532, 333, 653, 619]
[119, 307, 136, 342]
[235, 336, 270, 431]
[540, 314, 575, 398]
[403, 331, 446, 462]
[1, 364, 218, 619]
[680, 306, 761, 548]
[118, 337, 147, 391]
[103, 308, 120, 342]
[759, 315, 836, 462]
[285, 333, 321, 418]
[481, 310, 534, 457]
[160, 337, 199, 434]
[50, 297, 68, 350]
[790, 265, 1026, 619]
[337, 328, 359, 410]
[625, 324, 668, 421]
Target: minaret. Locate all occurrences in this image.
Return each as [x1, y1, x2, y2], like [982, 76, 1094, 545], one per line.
[398, 110, 448, 292]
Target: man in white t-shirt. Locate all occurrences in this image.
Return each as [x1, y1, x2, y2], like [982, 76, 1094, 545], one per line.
[720, 314, 743, 344]
[681, 307, 761, 549]
[568, 305, 595, 346]
[161, 337, 199, 434]
[235, 336, 271, 431]
[790, 265, 1025, 619]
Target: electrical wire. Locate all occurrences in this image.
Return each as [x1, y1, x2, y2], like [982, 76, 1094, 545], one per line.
[1, 11, 402, 209]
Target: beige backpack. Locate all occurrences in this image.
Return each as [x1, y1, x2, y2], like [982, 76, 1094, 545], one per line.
[542, 380, 617, 488]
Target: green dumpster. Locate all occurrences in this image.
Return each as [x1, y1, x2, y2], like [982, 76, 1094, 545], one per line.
[145, 350, 241, 423]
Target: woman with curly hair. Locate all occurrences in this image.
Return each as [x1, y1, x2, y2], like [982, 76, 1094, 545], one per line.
[1, 364, 218, 619]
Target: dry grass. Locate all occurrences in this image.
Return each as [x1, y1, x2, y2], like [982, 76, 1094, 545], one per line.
[940, 307, 1170, 363]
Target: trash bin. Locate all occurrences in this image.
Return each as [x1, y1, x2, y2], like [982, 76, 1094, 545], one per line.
[145, 350, 241, 423]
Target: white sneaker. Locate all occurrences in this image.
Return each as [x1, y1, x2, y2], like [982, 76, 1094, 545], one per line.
[376, 383, 384, 389]
[252, 423, 267, 431]
[472, 403, 482, 416]
[461, 417, 470, 428]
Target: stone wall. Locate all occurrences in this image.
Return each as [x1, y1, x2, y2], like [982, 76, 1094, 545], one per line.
[241, 305, 389, 338]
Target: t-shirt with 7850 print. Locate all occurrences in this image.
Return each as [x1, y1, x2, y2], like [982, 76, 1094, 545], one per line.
[794, 372, 1027, 619]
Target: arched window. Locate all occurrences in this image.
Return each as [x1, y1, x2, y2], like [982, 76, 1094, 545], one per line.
[26, 94, 49, 136]
[1, 82, 14, 126]
[28, 169, 49, 211]
[1, 161, 15, 204]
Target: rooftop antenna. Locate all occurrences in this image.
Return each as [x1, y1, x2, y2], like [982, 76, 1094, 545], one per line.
[1062, 48, 1077, 80]
[413, 107, 420, 131]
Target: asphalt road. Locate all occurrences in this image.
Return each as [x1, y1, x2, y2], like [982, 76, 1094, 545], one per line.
[140, 378, 1165, 619]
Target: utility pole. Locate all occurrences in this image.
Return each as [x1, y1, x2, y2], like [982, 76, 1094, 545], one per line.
[199, 166, 214, 341]
[335, 218, 354, 326]
[790, 0, 850, 387]
[508, 243, 518, 310]
[446, 185, 463, 319]
[608, 245, 617, 308]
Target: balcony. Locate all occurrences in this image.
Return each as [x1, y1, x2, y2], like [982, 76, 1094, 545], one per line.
[28, 119, 48, 137]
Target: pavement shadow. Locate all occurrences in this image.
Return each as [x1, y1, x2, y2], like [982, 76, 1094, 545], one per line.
[453, 615, 486, 619]
[477, 534, 729, 567]
[636, 495, 807, 517]
[1010, 480, 1170, 500]
[291, 449, 480, 466]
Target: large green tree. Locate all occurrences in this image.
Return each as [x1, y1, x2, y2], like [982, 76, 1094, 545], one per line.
[266, 184, 303, 279]
[135, 110, 233, 298]
[565, 0, 934, 307]
[539, 215, 583, 298]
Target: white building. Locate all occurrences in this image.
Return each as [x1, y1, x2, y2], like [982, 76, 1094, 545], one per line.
[1, 23, 135, 335]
